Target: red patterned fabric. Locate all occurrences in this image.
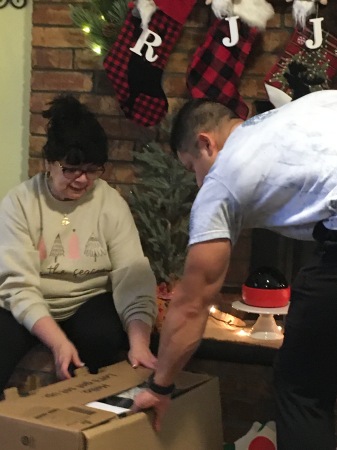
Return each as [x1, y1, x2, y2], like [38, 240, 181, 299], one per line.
[154, 0, 196, 24]
[264, 27, 337, 101]
[104, 8, 184, 127]
[186, 19, 259, 120]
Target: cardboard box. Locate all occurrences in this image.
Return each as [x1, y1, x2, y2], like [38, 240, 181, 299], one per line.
[0, 361, 223, 450]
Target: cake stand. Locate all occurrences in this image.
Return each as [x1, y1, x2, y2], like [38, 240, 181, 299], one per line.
[232, 300, 289, 340]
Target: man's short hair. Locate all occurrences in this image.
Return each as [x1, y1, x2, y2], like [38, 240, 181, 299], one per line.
[170, 98, 237, 156]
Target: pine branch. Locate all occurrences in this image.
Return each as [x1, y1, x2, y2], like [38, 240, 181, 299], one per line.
[70, 0, 128, 55]
[130, 142, 197, 283]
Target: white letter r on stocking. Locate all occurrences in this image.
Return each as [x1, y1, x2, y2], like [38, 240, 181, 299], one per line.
[130, 29, 162, 63]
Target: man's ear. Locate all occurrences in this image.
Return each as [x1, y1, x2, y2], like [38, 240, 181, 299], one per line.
[44, 160, 51, 172]
[197, 132, 218, 156]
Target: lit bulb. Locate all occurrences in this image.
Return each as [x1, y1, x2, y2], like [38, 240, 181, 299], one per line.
[82, 26, 91, 33]
[237, 329, 249, 337]
[209, 305, 216, 314]
[92, 44, 102, 55]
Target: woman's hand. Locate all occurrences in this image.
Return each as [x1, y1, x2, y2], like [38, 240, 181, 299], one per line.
[31, 316, 84, 379]
[128, 344, 157, 369]
[127, 319, 157, 369]
[51, 339, 84, 380]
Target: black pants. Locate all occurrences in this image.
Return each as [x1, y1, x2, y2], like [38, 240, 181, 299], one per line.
[275, 223, 337, 449]
[0, 293, 128, 393]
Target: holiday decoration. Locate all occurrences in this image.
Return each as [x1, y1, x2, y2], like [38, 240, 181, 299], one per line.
[136, 0, 157, 30]
[288, 0, 330, 4]
[223, 421, 276, 450]
[207, 0, 275, 30]
[264, 25, 337, 107]
[187, 0, 274, 119]
[70, 0, 129, 55]
[242, 266, 290, 308]
[103, 1, 196, 127]
[286, 0, 330, 29]
[187, 17, 259, 120]
[290, 0, 317, 28]
[129, 141, 197, 284]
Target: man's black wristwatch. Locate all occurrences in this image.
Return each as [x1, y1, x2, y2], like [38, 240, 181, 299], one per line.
[147, 373, 175, 396]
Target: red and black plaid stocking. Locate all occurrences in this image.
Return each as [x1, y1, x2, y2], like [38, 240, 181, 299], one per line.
[103, 0, 196, 127]
[186, 18, 259, 120]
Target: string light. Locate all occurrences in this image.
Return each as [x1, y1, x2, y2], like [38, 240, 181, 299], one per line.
[208, 305, 246, 329]
[82, 25, 91, 34]
[237, 329, 250, 337]
[92, 44, 102, 55]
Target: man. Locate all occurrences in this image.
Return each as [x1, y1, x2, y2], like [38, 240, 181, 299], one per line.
[133, 90, 337, 449]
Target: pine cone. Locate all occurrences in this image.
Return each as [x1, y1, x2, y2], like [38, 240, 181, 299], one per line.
[102, 23, 115, 38]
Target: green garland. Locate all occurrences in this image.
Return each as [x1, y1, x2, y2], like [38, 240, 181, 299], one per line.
[70, 0, 129, 55]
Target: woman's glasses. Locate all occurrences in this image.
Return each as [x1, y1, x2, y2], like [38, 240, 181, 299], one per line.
[58, 162, 105, 180]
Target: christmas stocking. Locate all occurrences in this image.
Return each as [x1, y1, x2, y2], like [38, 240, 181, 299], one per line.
[264, 25, 337, 108]
[210, 0, 275, 30]
[186, 17, 259, 120]
[103, 0, 196, 127]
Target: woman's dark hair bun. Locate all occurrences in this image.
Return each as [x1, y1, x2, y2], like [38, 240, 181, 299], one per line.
[42, 94, 108, 166]
[42, 95, 85, 126]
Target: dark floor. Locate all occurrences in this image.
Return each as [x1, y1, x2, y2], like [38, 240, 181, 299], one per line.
[186, 356, 275, 444]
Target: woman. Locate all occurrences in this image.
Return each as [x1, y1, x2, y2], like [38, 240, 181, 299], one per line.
[0, 95, 157, 393]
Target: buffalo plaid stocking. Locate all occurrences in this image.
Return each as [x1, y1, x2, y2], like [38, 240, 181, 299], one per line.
[103, 0, 196, 127]
[186, 18, 259, 120]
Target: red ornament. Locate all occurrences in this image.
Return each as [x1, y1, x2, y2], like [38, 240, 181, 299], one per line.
[249, 436, 276, 450]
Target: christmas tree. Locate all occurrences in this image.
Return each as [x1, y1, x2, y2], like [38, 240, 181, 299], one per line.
[129, 142, 197, 286]
[70, 0, 128, 55]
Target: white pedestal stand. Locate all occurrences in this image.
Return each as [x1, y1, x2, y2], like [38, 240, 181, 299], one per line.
[232, 300, 289, 340]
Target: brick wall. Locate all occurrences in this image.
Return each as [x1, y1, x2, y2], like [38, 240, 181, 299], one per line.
[29, 0, 294, 287]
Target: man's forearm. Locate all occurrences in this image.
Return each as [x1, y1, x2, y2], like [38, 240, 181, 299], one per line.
[151, 240, 231, 387]
[153, 291, 210, 386]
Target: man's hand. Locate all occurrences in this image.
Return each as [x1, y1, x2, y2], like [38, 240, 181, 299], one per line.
[132, 389, 171, 432]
